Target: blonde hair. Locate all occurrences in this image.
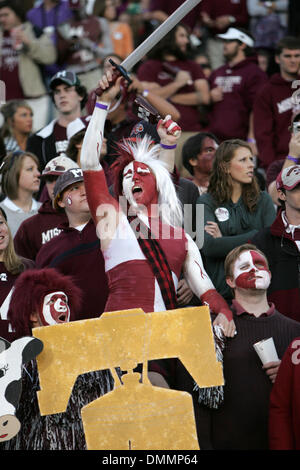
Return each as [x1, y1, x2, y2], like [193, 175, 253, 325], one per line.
[0, 99, 33, 140]
[1, 151, 39, 200]
[0, 209, 24, 275]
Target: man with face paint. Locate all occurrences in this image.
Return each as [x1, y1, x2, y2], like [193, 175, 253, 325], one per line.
[79, 70, 236, 338]
[2, 267, 113, 450]
[38, 291, 70, 326]
[7, 268, 79, 337]
[229, 248, 271, 291]
[251, 165, 300, 323]
[185, 243, 300, 450]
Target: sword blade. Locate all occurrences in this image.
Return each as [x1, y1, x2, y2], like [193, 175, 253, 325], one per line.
[121, 0, 202, 72]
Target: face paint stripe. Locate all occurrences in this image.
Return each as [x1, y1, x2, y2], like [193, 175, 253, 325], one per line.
[234, 250, 271, 290]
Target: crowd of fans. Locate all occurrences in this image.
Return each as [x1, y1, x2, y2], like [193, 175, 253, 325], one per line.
[0, 0, 300, 451]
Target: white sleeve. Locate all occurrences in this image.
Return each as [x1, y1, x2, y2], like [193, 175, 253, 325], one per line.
[80, 102, 108, 171]
[183, 233, 215, 298]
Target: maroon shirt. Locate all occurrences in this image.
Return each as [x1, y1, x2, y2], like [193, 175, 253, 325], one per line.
[35, 219, 109, 321]
[200, 0, 249, 34]
[231, 299, 275, 317]
[208, 57, 267, 141]
[266, 159, 284, 188]
[253, 74, 300, 169]
[53, 122, 69, 157]
[57, 16, 102, 68]
[14, 199, 68, 261]
[149, 0, 203, 30]
[0, 259, 35, 342]
[137, 59, 206, 131]
[269, 337, 300, 450]
[0, 31, 24, 100]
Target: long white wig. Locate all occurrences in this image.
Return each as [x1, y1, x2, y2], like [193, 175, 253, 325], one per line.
[112, 136, 183, 227]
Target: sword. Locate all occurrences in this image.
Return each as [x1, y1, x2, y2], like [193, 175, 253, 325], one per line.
[95, 0, 202, 96]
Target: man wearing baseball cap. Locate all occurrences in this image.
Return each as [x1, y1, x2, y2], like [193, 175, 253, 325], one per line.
[200, 0, 249, 69]
[14, 155, 79, 261]
[207, 27, 267, 146]
[26, 69, 89, 171]
[36, 168, 109, 322]
[251, 165, 300, 323]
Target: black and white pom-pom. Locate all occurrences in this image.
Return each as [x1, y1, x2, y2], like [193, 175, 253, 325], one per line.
[193, 325, 225, 409]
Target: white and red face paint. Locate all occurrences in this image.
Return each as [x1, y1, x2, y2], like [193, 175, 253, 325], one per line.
[122, 161, 158, 210]
[39, 291, 70, 326]
[233, 250, 271, 290]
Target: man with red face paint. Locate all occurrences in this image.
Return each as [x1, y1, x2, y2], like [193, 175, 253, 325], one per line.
[181, 243, 300, 450]
[230, 248, 272, 291]
[7, 267, 80, 338]
[79, 70, 236, 338]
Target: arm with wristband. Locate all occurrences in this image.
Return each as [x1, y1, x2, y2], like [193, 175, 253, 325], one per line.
[157, 116, 181, 173]
[80, 77, 122, 251]
[183, 234, 235, 337]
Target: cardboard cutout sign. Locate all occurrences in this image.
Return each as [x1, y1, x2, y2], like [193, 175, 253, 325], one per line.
[0, 336, 43, 442]
[82, 370, 199, 450]
[33, 306, 223, 450]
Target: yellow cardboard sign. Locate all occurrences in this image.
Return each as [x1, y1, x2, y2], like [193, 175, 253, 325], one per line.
[33, 306, 223, 450]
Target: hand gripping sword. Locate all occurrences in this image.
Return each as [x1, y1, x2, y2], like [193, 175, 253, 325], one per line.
[95, 0, 202, 96]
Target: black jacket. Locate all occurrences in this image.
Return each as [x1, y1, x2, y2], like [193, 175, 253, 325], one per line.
[251, 210, 300, 322]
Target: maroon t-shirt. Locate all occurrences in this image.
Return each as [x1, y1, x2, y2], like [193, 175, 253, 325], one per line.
[253, 74, 300, 169]
[149, 0, 203, 30]
[53, 121, 69, 157]
[35, 219, 109, 321]
[137, 59, 206, 131]
[14, 199, 68, 261]
[0, 31, 24, 100]
[200, 0, 249, 34]
[266, 159, 284, 188]
[208, 57, 268, 141]
[57, 16, 102, 68]
[0, 259, 34, 342]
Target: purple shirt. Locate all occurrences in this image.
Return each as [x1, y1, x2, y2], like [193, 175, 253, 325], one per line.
[27, 0, 73, 76]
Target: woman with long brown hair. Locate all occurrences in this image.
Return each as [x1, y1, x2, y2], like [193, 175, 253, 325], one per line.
[197, 139, 276, 301]
[0, 206, 34, 341]
[0, 150, 41, 237]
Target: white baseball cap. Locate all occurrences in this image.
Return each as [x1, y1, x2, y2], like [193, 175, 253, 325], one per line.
[42, 155, 79, 177]
[276, 165, 300, 191]
[218, 28, 254, 48]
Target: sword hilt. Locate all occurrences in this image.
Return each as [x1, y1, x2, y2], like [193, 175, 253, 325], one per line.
[94, 59, 132, 97]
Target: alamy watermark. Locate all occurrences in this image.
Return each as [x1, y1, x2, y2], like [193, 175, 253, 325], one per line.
[95, 197, 205, 249]
[291, 339, 300, 365]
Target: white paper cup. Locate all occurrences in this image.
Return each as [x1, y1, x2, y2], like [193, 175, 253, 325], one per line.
[253, 337, 279, 364]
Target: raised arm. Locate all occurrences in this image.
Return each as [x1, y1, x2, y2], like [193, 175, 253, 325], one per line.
[183, 234, 236, 338]
[80, 73, 122, 250]
[156, 115, 182, 173]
